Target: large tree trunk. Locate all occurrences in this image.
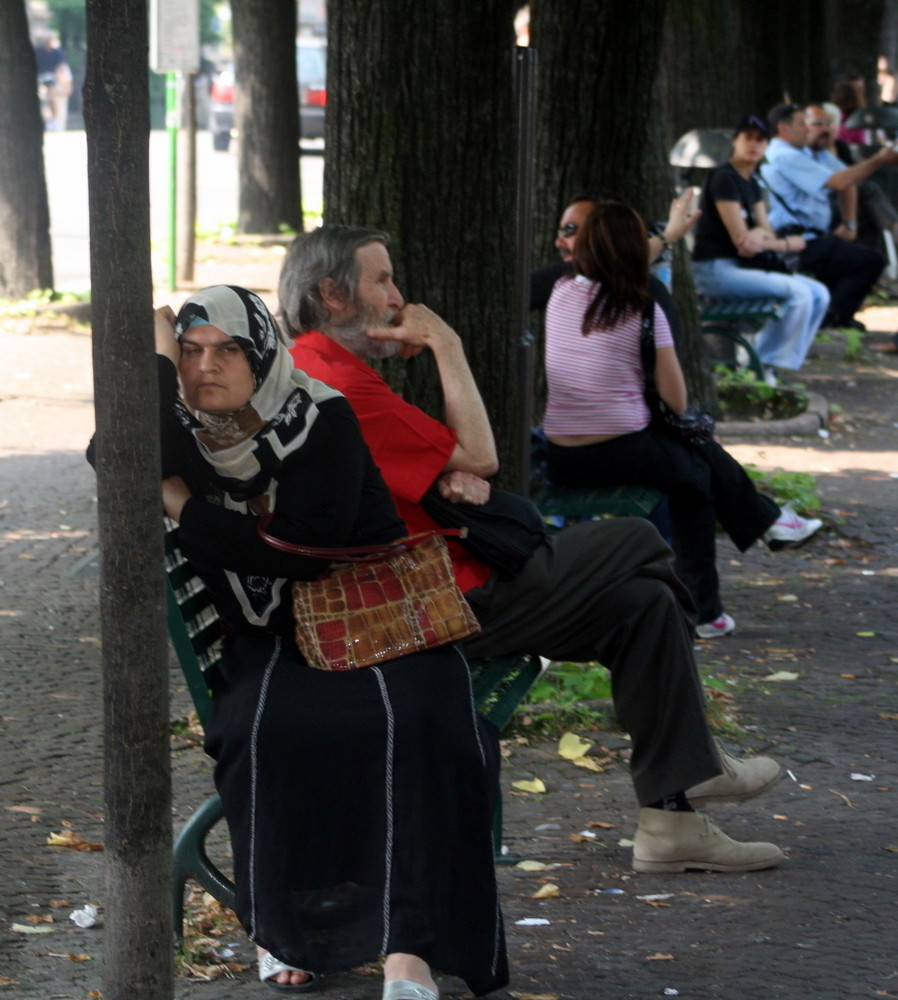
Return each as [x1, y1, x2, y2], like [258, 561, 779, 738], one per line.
[232, 0, 301, 234]
[0, 0, 53, 297]
[83, 2, 172, 998]
[324, 0, 521, 484]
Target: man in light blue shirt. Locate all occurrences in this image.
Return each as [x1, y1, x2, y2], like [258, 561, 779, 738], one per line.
[760, 102, 896, 328]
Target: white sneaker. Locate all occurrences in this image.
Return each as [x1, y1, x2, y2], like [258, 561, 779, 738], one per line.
[762, 365, 778, 387]
[695, 612, 735, 639]
[763, 503, 823, 551]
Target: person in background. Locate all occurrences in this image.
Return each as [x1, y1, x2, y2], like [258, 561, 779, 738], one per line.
[692, 113, 830, 385]
[878, 56, 897, 105]
[541, 197, 823, 637]
[761, 102, 895, 331]
[34, 32, 72, 132]
[284, 223, 789, 876]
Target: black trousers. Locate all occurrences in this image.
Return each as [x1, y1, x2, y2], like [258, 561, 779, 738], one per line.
[798, 233, 884, 325]
[544, 429, 779, 623]
[463, 518, 723, 806]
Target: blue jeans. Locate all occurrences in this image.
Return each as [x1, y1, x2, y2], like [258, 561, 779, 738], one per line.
[693, 257, 830, 370]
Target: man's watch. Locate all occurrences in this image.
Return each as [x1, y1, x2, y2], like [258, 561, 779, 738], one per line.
[844, 220, 858, 230]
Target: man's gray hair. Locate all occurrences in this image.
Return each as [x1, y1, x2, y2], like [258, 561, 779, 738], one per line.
[278, 224, 389, 336]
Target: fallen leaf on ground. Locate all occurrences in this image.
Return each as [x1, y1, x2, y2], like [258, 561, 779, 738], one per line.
[879, 713, 898, 720]
[46, 830, 103, 851]
[6, 805, 42, 816]
[0, 979, 17, 986]
[25, 914, 54, 924]
[586, 820, 615, 829]
[516, 860, 553, 871]
[511, 778, 546, 794]
[646, 953, 675, 960]
[558, 732, 593, 760]
[570, 832, 596, 843]
[856, 631, 876, 637]
[531, 883, 560, 899]
[764, 671, 800, 682]
[47, 952, 91, 962]
[883, 845, 898, 853]
[571, 756, 604, 772]
[508, 992, 559, 1000]
[10, 923, 55, 934]
[776, 594, 798, 602]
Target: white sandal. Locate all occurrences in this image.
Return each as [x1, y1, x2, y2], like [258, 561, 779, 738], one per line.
[382, 980, 439, 1000]
[258, 950, 318, 993]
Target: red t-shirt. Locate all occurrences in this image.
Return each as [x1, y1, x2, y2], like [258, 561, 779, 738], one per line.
[290, 331, 491, 592]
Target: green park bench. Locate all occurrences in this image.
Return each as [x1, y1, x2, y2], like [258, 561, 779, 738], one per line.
[698, 295, 786, 381]
[164, 524, 545, 937]
[529, 430, 664, 524]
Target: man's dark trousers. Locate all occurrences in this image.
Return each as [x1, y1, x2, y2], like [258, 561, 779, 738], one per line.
[799, 233, 884, 325]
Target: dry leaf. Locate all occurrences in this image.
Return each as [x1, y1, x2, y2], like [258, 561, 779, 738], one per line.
[558, 732, 593, 760]
[88, 991, 102, 999]
[646, 953, 675, 960]
[0, 979, 18, 986]
[511, 778, 546, 794]
[569, 833, 596, 843]
[571, 756, 604, 772]
[879, 713, 898, 720]
[47, 952, 91, 962]
[26, 914, 54, 924]
[776, 594, 798, 602]
[531, 883, 560, 899]
[642, 899, 672, 908]
[840, 673, 856, 679]
[46, 830, 103, 852]
[516, 860, 553, 871]
[882, 845, 898, 853]
[6, 805, 42, 816]
[10, 923, 55, 934]
[764, 671, 799, 682]
[508, 993, 559, 1000]
[586, 820, 615, 829]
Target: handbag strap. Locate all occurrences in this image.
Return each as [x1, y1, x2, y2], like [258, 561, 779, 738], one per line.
[638, 300, 659, 397]
[256, 514, 466, 562]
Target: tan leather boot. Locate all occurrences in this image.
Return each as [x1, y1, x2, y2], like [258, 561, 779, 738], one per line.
[632, 808, 785, 873]
[686, 742, 782, 807]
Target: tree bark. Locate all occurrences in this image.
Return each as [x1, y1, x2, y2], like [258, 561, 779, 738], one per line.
[83, 2, 172, 998]
[0, 0, 53, 297]
[232, 0, 302, 234]
[324, 0, 521, 484]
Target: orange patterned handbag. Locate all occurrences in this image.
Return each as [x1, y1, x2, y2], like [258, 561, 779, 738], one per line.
[257, 519, 480, 671]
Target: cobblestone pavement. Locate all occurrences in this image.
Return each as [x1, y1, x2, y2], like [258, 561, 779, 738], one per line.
[1, 268, 897, 999]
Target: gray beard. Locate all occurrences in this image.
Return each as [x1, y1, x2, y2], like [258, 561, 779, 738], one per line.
[331, 306, 399, 360]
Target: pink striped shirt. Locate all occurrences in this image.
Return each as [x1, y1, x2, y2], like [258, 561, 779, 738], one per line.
[543, 275, 672, 436]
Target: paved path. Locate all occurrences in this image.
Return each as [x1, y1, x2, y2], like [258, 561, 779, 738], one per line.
[2, 268, 897, 998]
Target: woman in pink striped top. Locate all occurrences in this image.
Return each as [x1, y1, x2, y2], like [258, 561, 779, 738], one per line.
[543, 198, 822, 638]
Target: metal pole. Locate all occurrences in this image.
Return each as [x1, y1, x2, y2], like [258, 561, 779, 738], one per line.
[513, 47, 537, 496]
[166, 71, 178, 291]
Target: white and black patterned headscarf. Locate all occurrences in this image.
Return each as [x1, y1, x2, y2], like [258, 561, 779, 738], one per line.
[172, 285, 342, 502]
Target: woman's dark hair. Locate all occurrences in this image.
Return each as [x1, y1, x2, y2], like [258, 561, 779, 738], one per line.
[572, 199, 650, 333]
[831, 80, 859, 117]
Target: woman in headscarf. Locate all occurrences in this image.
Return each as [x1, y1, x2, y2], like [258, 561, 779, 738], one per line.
[154, 286, 507, 999]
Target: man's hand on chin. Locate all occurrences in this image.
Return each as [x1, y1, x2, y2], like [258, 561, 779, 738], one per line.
[367, 303, 459, 360]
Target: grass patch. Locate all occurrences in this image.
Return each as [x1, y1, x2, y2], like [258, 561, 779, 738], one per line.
[513, 660, 612, 735]
[743, 463, 821, 514]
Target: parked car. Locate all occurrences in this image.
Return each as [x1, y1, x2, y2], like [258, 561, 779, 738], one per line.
[209, 37, 327, 152]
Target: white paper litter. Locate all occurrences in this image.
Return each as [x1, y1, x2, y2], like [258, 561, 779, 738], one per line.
[514, 917, 551, 926]
[70, 904, 99, 928]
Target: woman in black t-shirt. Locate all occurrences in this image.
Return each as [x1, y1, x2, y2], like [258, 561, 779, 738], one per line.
[692, 114, 830, 383]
